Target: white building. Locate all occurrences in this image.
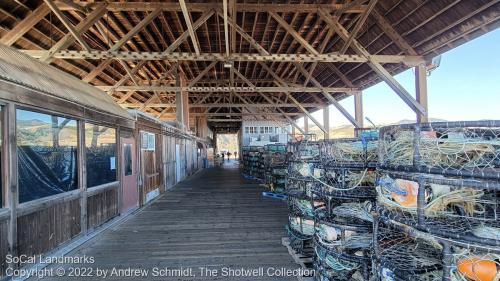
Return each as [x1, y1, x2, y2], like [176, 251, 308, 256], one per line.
[240, 120, 291, 147]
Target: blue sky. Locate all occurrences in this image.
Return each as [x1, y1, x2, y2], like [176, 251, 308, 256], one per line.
[300, 28, 500, 128]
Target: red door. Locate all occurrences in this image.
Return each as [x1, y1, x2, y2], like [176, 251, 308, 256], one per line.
[121, 137, 139, 213]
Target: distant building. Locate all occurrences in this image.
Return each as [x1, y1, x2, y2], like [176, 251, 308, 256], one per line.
[240, 120, 291, 147]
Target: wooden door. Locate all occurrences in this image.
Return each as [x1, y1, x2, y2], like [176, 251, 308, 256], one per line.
[121, 137, 138, 213]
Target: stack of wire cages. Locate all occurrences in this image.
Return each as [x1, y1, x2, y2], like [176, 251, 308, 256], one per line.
[286, 138, 322, 257]
[264, 143, 288, 194]
[313, 132, 379, 281]
[375, 120, 500, 281]
[242, 146, 264, 180]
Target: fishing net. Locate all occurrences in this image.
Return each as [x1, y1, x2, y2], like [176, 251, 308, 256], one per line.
[314, 237, 371, 281]
[288, 216, 315, 237]
[377, 171, 500, 246]
[315, 166, 377, 199]
[379, 121, 500, 179]
[377, 228, 443, 281]
[286, 177, 316, 199]
[288, 197, 323, 218]
[321, 137, 378, 167]
[288, 161, 323, 179]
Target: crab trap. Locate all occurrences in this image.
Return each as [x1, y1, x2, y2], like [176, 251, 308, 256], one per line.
[314, 204, 373, 238]
[376, 170, 500, 246]
[289, 140, 322, 162]
[312, 165, 377, 200]
[287, 215, 315, 255]
[320, 137, 378, 168]
[378, 121, 500, 179]
[314, 235, 372, 281]
[375, 217, 500, 281]
[241, 146, 265, 179]
[263, 143, 288, 192]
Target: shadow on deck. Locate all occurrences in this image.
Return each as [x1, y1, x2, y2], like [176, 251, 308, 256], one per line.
[30, 160, 300, 280]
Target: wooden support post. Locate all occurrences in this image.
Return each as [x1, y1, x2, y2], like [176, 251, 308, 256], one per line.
[323, 106, 330, 140]
[354, 92, 364, 128]
[6, 103, 18, 271]
[116, 126, 123, 211]
[78, 121, 88, 235]
[175, 67, 189, 129]
[415, 64, 428, 123]
[304, 117, 309, 133]
[182, 82, 190, 129]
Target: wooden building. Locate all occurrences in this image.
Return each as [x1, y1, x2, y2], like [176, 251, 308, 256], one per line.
[0, 44, 208, 277]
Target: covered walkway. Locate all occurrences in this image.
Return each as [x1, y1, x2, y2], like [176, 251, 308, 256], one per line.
[33, 160, 299, 280]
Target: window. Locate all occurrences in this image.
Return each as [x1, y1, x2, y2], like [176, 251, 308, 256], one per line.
[17, 109, 78, 203]
[141, 132, 155, 151]
[260, 127, 264, 134]
[123, 143, 132, 176]
[245, 127, 249, 134]
[275, 127, 280, 134]
[85, 123, 116, 188]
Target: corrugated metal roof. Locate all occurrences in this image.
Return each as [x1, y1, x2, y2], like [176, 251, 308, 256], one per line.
[0, 44, 133, 121]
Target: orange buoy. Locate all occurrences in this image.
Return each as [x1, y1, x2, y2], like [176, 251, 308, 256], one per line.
[457, 256, 498, 281]
[390, 179, 419, 207]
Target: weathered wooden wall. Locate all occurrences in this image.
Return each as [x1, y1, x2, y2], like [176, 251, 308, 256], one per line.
[0, 219, 8, 277]
[87, 189, 118, 229]
[17, 199, 81, 258]
[163, 136, 177, 189]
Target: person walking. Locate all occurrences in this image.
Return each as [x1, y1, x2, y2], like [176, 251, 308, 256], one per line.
[234, 151, 238, 159]
[227, 152, 232, 160]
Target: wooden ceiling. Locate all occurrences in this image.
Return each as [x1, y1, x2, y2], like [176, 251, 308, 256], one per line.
[0, 0, 499, 130]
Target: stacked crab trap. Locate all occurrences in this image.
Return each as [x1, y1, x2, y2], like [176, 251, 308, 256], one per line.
[242, 146, 264, 180]
[313, 134, 379, 281]
[375, 121, 500, 281]
[263, 143, 288, 193]
[285, 140, 323, 262]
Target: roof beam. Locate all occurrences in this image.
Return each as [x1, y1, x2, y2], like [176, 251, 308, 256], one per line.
[43, 0, 91, 51]
[370, 9, 418, 55]
[163, 10, 214, 53]
[286, 93, 326, 133]
[98, 86, 357, 93]
[41, 3, 107, 63]
[223, 0, 230, 57]
[269, 12, 319, 55]
[109, 60, 147, 92]
[23, 50, 423, 65]
[122, 103, 322, 108]
[188, 61, 218, 87]
[232, 66, 308, 127]
[179, 0, 200, 55]
[340, 0, 378, 54]
[294, 62, 361, 128]
[319, 10, 426, 115]
[215, 10, 269, 56]
[56, 3, 367, 13]
[82, 9, 161, 82]
[0, 3, 51, 46]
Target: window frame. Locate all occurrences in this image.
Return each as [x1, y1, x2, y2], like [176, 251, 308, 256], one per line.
[84, 122, 118, 189]
[15, 105, 80, 204]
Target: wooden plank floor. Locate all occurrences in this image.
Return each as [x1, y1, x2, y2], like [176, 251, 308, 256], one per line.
[32, 160, 299, 280]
